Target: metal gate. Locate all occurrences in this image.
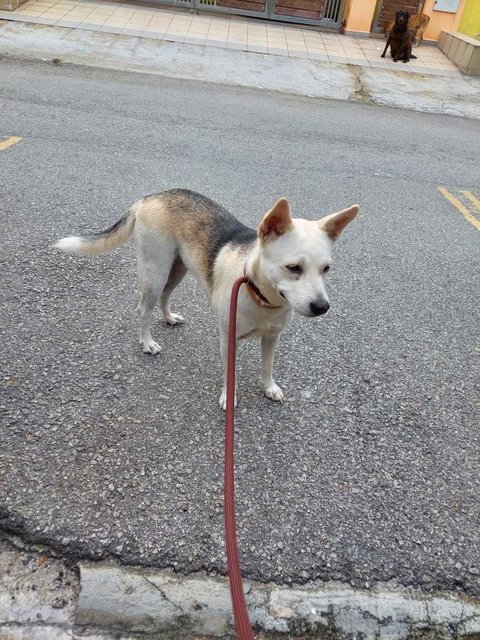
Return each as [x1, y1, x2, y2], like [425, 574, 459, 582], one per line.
[151, 0, 196, 12]
[195, 0, 346, 29]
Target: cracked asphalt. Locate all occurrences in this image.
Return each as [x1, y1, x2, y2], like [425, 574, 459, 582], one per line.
[0, 58, 479, 597]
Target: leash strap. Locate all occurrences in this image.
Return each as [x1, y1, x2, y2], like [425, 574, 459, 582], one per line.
[224, 275, 255, 640]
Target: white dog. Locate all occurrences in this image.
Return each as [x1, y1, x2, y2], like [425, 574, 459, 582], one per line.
[55, 190, 358, 409]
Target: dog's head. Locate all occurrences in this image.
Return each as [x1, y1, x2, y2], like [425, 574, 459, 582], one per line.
[395, 9, 410, 27]
[257, 198, 358, 317]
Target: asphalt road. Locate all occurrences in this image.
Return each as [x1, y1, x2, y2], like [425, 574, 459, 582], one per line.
[1, 58, 479, 597]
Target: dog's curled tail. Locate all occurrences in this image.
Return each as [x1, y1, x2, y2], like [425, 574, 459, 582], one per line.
[54, 202, 140, 256]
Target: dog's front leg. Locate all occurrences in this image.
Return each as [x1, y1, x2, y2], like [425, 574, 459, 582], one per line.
[218, 330, 237, 411]
[261, 334, 284, 404]
[381, 35, 391, 58]
[393, 43, 401, 62]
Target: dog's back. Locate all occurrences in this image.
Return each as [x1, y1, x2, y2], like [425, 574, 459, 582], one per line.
[55, 189, 257, 291]
[134, 190, 257, 288]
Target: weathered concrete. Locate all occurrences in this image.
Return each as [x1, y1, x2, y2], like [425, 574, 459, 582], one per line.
[357, 66, 480, 119]
[0, 537, 78, 627]
[1, 536, 479, 639]
[438, 30, 480, 77]
[0, 21, 479, 119]
[76, 563, 480, 638]
[77, 562, 236, 637]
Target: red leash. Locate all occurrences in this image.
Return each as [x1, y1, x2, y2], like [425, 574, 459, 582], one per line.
[224, 275, 255, 640]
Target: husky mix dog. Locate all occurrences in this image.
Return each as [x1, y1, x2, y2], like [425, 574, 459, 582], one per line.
[55, 190, 358, 409]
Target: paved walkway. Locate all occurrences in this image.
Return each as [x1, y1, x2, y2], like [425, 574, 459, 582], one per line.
[0, 0, 461, 77]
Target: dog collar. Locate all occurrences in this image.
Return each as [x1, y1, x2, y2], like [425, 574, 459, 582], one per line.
[244, 267, 283, 309]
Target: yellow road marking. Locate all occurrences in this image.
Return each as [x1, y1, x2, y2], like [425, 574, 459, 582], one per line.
[0, 136, 22, 151]
[460, 190, 480, 216]
[437, 187, 480, 232]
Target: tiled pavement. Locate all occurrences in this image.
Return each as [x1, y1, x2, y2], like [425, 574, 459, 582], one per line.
[0, 0, 461, 77]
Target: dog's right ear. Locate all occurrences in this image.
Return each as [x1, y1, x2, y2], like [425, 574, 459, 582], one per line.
[258, 198, 293, 243]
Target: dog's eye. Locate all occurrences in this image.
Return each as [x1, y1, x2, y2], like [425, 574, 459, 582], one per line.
[286, 264, 302, 275]
[323, 265, 330, 274]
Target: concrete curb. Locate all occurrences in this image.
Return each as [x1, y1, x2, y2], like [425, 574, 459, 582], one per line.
[1, 535, 480, 639]
[1, 21, 480, 120]
[77, 562, 480, 638]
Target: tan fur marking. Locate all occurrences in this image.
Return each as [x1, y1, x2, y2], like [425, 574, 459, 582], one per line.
[136, 194, 215, 286]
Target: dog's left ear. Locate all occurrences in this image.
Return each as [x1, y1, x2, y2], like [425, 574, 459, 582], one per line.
[319, 205, 359, 241]
[258, 198, 293, 243]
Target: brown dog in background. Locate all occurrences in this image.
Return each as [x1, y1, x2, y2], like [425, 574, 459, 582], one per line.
[381, 9, 417, 63]
[383, 13, 430, 47]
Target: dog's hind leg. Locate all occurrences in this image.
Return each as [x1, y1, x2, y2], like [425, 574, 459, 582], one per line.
[136, 229, 177, 354]
[160, 256, 187, 326]
[403, 42, 412, 62]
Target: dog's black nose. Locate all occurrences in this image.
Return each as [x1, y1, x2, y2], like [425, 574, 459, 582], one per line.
[310, 299, 330, 316]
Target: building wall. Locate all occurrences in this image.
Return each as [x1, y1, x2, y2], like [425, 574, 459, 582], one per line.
[343, 0, 378, 34]
[422, 0, 466, 40]
[458, 0, 480, 39]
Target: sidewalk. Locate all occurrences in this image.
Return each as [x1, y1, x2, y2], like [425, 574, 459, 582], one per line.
[0, 0, 463, 77]
[2, 12, 480, 120]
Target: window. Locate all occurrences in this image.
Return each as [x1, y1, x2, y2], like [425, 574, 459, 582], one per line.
[433, 0, 460, 13]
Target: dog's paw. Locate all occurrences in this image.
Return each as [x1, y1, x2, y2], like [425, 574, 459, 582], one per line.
[380, 53, 385, 58]
[141, 339, 162, 355]
[264, 383, 285, 404]
[219, 391, 237, 412]
[164, 313, 184, 326]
